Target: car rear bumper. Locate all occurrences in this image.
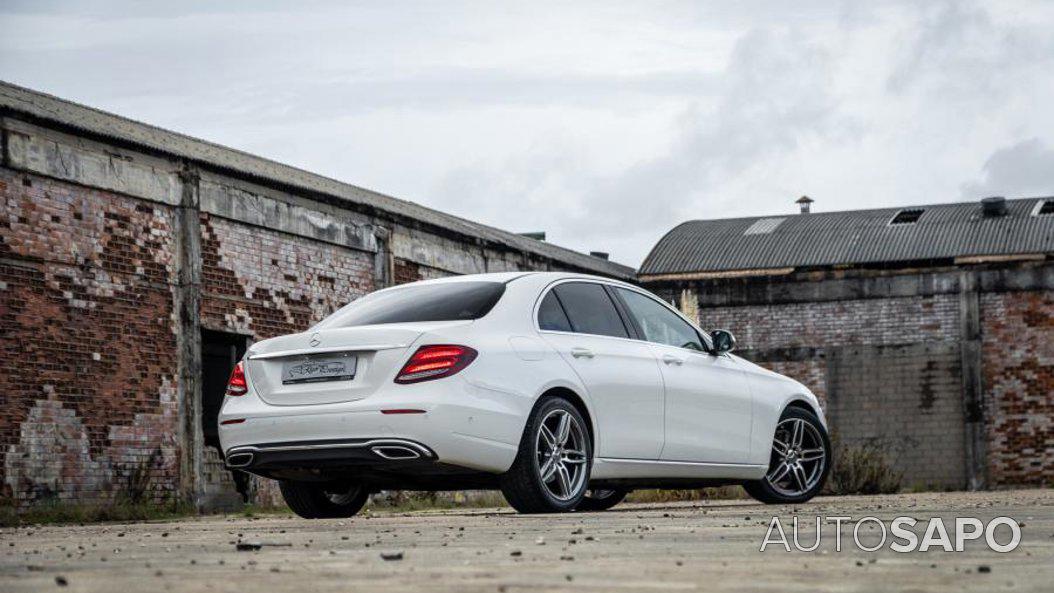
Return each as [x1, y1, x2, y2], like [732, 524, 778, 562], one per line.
[217, 375, 529, 475]
[224, 437, 436, 470]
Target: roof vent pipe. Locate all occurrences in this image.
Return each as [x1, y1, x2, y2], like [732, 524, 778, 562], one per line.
[796, 195, 814, 214]
[589, 251, 609, 260]
[981, 196, 1007, 217]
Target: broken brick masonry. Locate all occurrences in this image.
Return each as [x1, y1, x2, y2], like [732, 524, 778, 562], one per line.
[0, 83, 632, 509]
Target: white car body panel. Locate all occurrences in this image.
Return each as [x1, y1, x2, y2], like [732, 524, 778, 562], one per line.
[219, 271, 825, 483]
[540, 330, 665, 460]
[650, 344, 754, 464]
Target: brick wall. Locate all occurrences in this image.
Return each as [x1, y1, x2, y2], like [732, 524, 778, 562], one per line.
[680, 273, 1054, 489]
[1, 169, 180, 504]
[981, 291, 1054, 486]
[200, 213, 375, 340]
[692, 290, 967, 488]
[0, 97, 633, 510]
[825, 342, 966, 487]
[702, 295, 961, 350]
[198, 214, 377, 505]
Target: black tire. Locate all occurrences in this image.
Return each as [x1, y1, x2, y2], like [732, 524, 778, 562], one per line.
[576, 488, 629, 512]
[279, 480, 369, 519]
[744, 406, 831, 504]
[500, 396, 592, 514]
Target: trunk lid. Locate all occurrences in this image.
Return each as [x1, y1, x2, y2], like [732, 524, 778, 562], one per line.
[245, 321, 469, 406]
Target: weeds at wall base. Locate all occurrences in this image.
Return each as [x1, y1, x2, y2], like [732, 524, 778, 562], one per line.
[0, 497, 197, 528]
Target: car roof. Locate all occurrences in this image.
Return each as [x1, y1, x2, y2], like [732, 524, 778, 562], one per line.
[404, 271, 636, 288]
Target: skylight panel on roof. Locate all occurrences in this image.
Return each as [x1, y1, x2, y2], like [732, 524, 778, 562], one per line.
[744, 218, 786, 235]
[890, 209, 925, 225]
[1037, 200, 1054, 216]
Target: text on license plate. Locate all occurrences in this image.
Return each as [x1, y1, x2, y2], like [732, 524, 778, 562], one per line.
[281, 353, 357, 385]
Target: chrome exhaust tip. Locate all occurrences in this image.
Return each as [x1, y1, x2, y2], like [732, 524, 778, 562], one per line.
[226, 452, 254, 468]
[371, 445, 421, 460]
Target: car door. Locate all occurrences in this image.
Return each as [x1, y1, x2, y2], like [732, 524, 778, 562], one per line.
[536, 281, 665, 460]
[612, 287, 754, 464]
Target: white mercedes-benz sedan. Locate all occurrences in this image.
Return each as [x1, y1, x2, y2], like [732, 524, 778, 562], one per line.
[219, 272, 830, 517]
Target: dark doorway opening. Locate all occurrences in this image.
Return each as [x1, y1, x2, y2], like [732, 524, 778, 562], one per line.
[201, 329, 249, 450]
[201, 329, 250, 505]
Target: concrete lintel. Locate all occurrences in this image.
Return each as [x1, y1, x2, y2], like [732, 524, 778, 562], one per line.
[199, 174, 377, 253]
[390, 224, 488, 276]
[639, 268, 796, 282]
[2, 117, 182, 205]
[677, 264, 1054, 308]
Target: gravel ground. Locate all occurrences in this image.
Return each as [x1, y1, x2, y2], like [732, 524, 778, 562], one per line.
[2, 489, 1053, 592]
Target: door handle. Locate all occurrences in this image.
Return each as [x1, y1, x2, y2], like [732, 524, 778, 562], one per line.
[662, 354, 684, 366]
[571, 347, 595, 359]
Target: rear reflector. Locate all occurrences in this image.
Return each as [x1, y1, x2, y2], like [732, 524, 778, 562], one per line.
[394, 345, 477, 384]
[220, 418, 246, 425]
[226, 361, 248, 396]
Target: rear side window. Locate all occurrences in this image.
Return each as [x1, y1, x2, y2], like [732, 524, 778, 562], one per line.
[538, 291, 573, 332]
[315, 281, 505, 328]
[552, 282, 629, 338]
[616, 288, 703, 351]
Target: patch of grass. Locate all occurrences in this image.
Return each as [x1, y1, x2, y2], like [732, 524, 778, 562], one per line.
[627, 486, 746, 503]
[0, 497, 196, 528]
[826, 438, 903, 495]
[236, 503, 294, 519]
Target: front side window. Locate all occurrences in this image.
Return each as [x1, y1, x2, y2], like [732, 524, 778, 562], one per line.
[551, 282, 629, 338]
[616, 288, 703, 351]
[315, 281, 505, 329]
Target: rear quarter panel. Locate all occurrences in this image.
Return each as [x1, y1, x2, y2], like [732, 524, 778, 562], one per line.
[420, 281, 593, 469]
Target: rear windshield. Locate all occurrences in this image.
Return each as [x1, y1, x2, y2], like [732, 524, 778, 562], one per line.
[314, 281, 506, 329]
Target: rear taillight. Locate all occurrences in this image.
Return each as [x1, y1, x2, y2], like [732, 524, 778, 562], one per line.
[226, 361, 248, 396]
[395, 345, 478, 384]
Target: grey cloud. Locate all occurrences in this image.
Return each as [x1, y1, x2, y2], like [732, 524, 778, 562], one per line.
[430, 27, 854, 265]
[887, 0, 1051, 97]
[3, 1, 1052, 268]
[961, 138, 1054, 199]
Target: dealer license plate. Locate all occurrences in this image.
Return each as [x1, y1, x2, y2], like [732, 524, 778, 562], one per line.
[281, 353, 357, 385]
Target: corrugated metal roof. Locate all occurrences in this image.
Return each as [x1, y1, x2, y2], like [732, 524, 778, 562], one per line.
[640, 199, 1054, 276]
[0, 81, 633, 280]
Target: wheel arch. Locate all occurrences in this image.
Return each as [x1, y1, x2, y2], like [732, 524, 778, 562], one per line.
[782, 397, 827, 429]
[535, 386, 596, 453]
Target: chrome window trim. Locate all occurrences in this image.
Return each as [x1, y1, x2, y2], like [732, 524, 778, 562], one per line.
[249, 343, 407, 360]
[533, 278, 715, 353]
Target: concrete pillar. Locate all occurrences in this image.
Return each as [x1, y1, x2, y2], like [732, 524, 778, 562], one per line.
[371, 225, 392, 290]
[959, 271, 987, 490]
[174, 165, 205, 508]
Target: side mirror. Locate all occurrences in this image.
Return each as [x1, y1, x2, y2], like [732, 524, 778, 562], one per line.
[709, 329, 736, 354]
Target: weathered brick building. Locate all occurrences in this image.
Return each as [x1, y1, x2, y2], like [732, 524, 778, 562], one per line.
[641, 197, 1054, 490]
[0, 82, 632, 509]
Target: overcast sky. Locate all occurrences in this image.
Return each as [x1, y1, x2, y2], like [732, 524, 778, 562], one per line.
[2, 1, 1052, 267]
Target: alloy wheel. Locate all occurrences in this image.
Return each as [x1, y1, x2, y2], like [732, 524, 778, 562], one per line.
[766, 417, 827, 497]
[535, 409, 588, 501]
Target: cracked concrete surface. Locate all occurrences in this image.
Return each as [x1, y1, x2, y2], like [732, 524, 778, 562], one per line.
[2, 489, 1053, 592]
